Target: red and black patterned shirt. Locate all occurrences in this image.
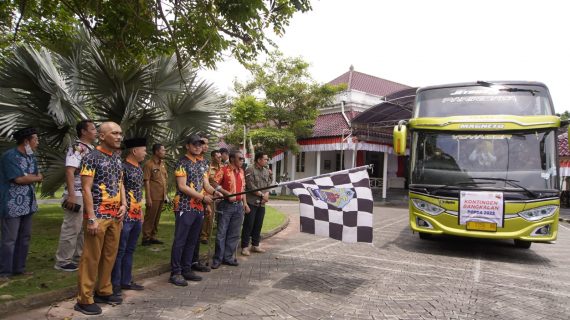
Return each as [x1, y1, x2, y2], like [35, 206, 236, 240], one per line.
[173, 155, 208, 212]
[123, 159, 143, 222]
[80, 146, 123, 219]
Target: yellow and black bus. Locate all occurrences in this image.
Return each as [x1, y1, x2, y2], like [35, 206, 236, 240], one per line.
[393, 81, 562, 248]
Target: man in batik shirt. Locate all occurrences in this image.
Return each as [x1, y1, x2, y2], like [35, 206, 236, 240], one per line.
[212, 150, 250, 269]
[0, 127, 42, 280]
[111, 137, 147, 296]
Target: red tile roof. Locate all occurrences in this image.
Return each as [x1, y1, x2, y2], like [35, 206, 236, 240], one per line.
[328, 66, 411, 97]
[312, 111, 359, 138]
[560, 133, 569, 156]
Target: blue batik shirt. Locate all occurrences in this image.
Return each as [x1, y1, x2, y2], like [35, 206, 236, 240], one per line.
[0, 148, 39, 218]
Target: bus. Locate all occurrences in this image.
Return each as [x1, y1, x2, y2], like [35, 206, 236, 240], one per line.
[393, 81, 563, 248]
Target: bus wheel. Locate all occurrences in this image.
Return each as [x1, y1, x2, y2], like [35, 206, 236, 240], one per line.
[418, 232, 431, 240]
[514, 239, 532, 249]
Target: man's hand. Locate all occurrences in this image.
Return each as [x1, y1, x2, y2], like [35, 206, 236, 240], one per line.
[146, 197, 152, 208]
[87, 220, 99, 236]
[202, 195, 213, 205]
[36, 173, 44, 182]
[117, 205, 127, 221]
[263, 193, 269, 203]
[244, 204, 251, 214]
[65, 195, 78, 210]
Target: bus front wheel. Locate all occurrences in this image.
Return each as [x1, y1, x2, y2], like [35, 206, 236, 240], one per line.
[514, 239, 532, 249]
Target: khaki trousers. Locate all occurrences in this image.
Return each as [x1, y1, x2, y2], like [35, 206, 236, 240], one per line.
[77, 218, 121, 304]
[54, 196, 84, 266]
[142, 200, 163, 241]
[200, 203, 214, 241]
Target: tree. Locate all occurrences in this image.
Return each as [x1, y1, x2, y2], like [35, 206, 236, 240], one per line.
[0, 30, 223, 196]
[224, 51, 343, 176]
[1, 0, 312, 67]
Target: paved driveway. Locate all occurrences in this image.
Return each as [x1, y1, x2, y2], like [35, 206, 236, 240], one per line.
[8, 201, 570, 319]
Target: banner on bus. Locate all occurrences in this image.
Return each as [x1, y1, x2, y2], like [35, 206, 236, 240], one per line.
[459, 191, 504, 228]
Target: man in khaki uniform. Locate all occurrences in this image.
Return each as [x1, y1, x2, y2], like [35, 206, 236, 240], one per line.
[142, 144, 168, 246]
[201, 149, 223, 244]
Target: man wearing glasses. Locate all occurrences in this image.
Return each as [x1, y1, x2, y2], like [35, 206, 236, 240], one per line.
[241, 152, 272, 256]
[211, 151, 250, 269]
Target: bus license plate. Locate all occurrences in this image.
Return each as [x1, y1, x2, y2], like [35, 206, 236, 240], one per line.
[466, 221, 497, 232]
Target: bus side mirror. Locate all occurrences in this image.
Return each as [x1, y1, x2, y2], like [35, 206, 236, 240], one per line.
[393, 123, 407, 156]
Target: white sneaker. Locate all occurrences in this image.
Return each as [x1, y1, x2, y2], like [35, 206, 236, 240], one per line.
[251, 246, 266, 253]
[241, 247, 251, 256]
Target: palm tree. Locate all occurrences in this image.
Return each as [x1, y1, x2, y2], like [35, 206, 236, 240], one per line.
[0, 30, 223, 196]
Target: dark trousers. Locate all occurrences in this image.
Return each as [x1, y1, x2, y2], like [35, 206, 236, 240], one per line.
[213, 201, 244, 264]
[241, 204, 266, 248]
[0, 214, 33, 276]
[111, 220, 142, 287]
[170, 210, 204, 275]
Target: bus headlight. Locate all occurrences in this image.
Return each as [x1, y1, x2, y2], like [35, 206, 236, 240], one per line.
[518, 205, 557, 221]
[412, 199, 445, 216]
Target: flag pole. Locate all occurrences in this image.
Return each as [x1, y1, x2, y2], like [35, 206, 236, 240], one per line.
[212, 165, 372, 200]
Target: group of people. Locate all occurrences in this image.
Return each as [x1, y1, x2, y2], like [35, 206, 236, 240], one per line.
[0, 120, 273, 316]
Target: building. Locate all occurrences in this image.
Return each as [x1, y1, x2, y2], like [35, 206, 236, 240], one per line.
[270, 66, 412, 199]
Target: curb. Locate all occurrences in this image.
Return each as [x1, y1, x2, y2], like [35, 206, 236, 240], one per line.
[559, 218, 570, 223]
[0, 212, 290, 318]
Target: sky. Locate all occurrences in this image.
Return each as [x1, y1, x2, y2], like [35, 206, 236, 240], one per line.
[201, 0, 570, 113]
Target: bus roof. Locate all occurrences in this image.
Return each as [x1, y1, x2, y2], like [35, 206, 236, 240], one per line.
[417, 81, 549, 94]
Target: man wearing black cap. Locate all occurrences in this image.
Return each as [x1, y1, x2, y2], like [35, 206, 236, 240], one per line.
[111, 137, 147, 296]
[169, 134, 220, 286]
[0, 127, 42, 280]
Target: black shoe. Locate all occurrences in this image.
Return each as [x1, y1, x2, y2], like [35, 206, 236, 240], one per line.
[141, 240, 151, 246]
[121, 282, 144, 290]
[54, 263, 78, 272]
[182, 270, 202, 281]
[191, 263, 211, 272]
[169, 274, 188, 286]
[149, 239, 164, 244]
[94, 293, 123, 305]
[74, 303, 102, 315]
[112, 285, 122, 296]
[222, 260, 239, 267]
[200, 239, 208, 245]
[211, 261, 221, 269]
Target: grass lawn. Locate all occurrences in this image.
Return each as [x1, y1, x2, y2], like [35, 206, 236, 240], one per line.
[0, 203, 287, 301]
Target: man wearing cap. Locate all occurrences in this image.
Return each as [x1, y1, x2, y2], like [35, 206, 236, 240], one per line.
[111, 137, 147, 296]
[169, 134, 219, 286]
[211, 150, 250, 269]
[0, 127, 42, 280]
[141, 143, 168, 246]
[54, 120, 97, 272]
[75, 122, 126, 315]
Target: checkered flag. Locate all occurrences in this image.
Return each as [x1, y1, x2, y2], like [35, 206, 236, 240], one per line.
[286, 166, 373, 243]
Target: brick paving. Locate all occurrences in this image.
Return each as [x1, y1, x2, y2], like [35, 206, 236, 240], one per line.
[6, 200, 570, 320]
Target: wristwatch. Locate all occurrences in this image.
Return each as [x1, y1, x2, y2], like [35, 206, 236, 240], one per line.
[87, 218, 96, 225]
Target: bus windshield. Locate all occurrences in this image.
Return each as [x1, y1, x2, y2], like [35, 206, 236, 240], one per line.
[415, 85, 554, 117]
[410, 130, 558, 191]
